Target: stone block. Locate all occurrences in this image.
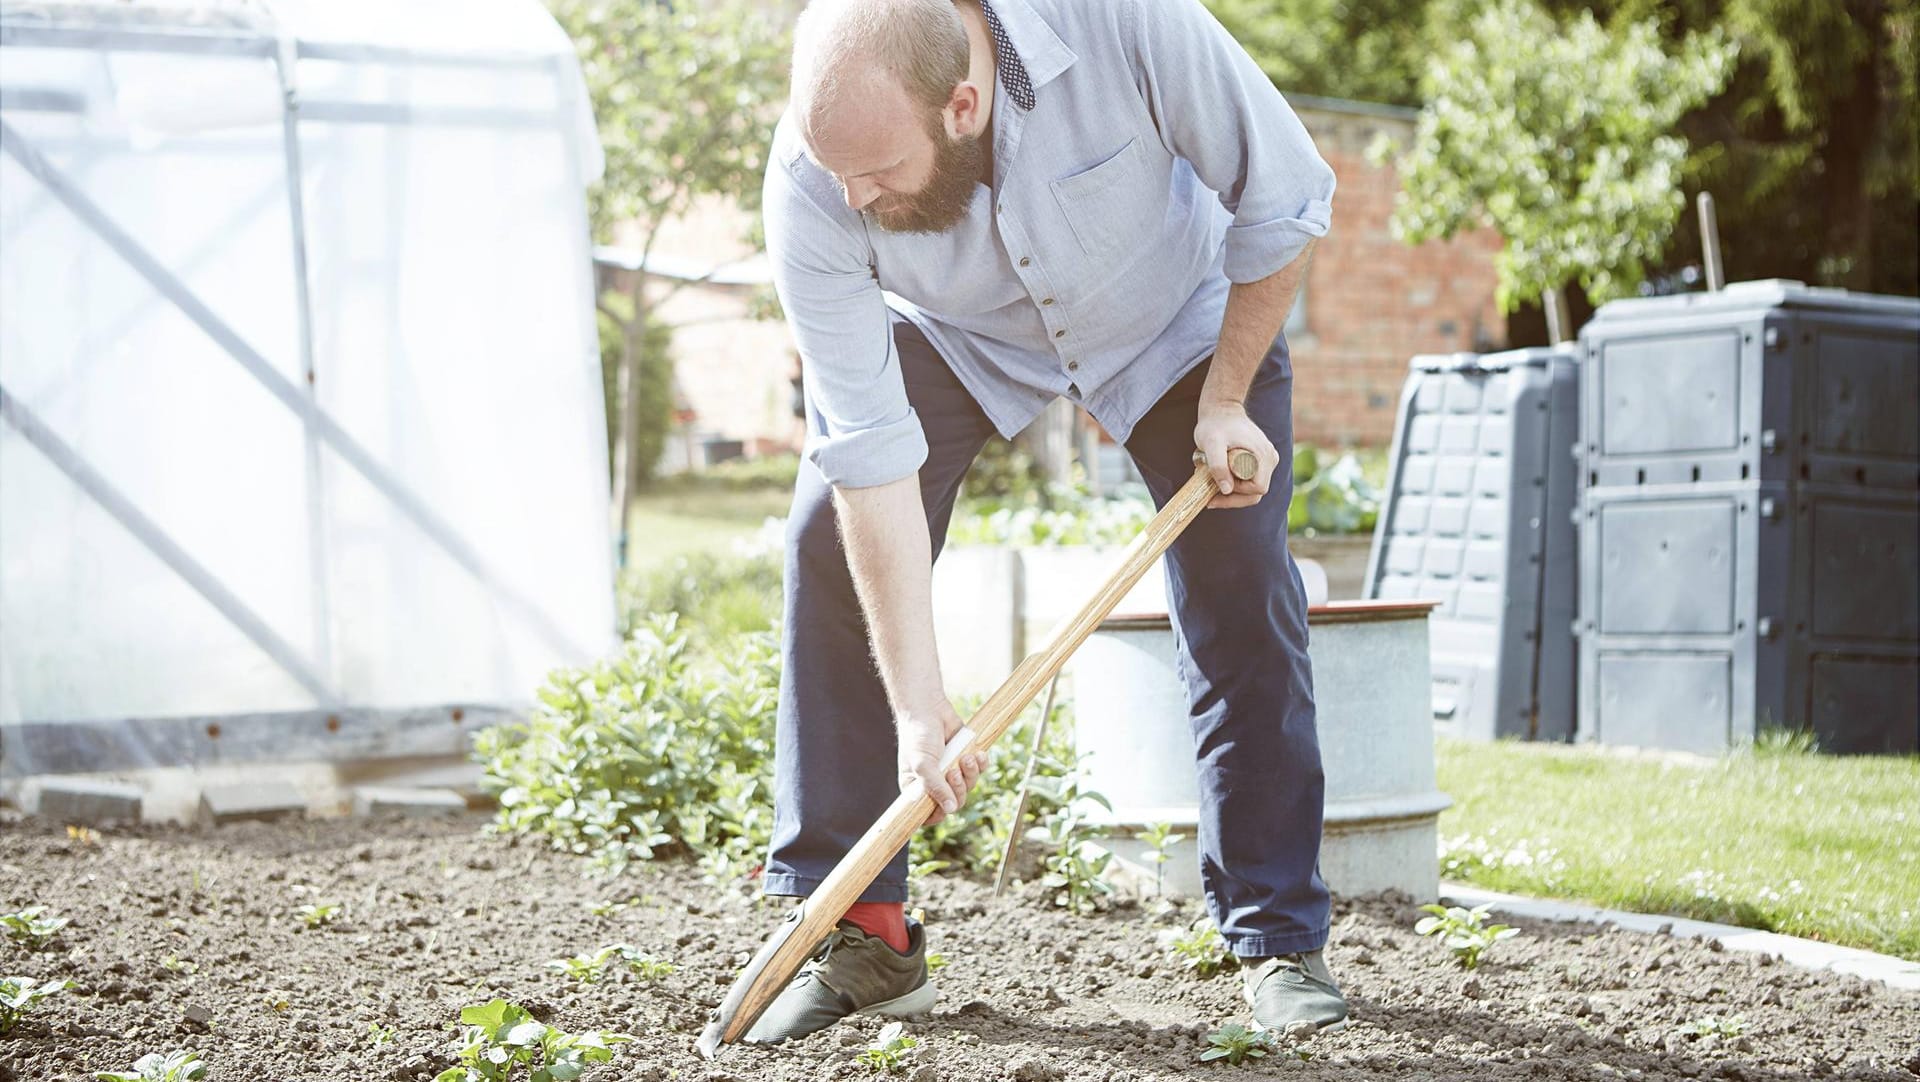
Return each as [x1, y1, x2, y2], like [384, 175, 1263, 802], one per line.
[36, 779, 144, 825]
[196, 783, 306, 827]
[352, 786, 467, 818]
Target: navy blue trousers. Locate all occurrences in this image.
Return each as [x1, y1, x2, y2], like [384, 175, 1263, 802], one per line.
[764, 318, 1329, 957]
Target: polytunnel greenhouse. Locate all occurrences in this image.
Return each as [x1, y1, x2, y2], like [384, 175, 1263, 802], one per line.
[0, 0, 616, 778]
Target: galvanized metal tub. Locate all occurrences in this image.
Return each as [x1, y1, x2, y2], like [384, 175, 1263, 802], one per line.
[1068, 600, 1449, 901]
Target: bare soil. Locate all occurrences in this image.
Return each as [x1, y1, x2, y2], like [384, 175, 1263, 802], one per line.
[3, 813, 1917, 1081]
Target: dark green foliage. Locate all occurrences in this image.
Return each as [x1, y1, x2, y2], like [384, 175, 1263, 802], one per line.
[476, 616, 779, 880]
[597, 293, 674, 487]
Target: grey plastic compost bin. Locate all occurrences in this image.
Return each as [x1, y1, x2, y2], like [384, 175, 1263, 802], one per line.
[1576, 279, 1920, 754]
[1364, 346, 1581, 741]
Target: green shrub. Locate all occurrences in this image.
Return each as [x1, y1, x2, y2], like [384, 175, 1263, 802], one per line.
[960, 437, 1046, 504]
[618, 548, 783, 641]
[1288, 446, 1381, 537]
[476, 616, 779, 879]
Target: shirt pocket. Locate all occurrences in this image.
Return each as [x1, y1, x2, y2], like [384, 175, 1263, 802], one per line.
[1050, 137, 1158, 259]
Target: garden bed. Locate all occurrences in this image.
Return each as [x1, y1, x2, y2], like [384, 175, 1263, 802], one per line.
[4, 814, 1916, 1082]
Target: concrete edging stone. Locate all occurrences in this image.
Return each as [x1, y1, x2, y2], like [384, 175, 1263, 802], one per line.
[1440, 881, 1920, 993]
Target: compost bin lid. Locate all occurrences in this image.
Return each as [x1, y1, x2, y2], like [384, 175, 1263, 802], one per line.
[1588, 279, 1920, 323]
[1407, 345, 1576, 375]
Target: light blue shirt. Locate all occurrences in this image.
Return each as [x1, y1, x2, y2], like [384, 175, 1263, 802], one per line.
[764, 0, 1336, 488]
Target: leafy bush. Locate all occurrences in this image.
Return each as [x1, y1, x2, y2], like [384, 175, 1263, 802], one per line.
[618, 548, 783, 641]
[948, 487, 1156, 547]
[477, 616, 779, 879]
[1288, 446, 1380, 537]
[959, 437, 1046, 504]
[435, 999, 632, 1082]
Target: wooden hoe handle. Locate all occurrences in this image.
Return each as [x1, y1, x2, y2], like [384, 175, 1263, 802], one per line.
[697, 448, 1260, 1057]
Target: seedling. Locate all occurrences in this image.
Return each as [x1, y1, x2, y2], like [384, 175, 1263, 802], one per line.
[547, 944, 674, 984]
[67, 824, 100, 847]
[94, 1049, 208, 1082]
[1199, 1023, 1277, 1065]
[1681, 1013, 1749, 1038]
[367, 1021, 398, 1046]
[1161, 918, 1231, 978]
[856, 1021, 920, 1074]
[159, 954, 197, 976]
[585, 896, 641, 918]
[0, 906, 71, 950]
[434, 998, 633, 1082]
[0, 975, 75, 1036]
[1414, 903, 1520, 969]
[621, 950, 675, 982]
[925, 950, 949, 974]
[1031, 772, 1115, 916]
[1135, 821, 1184, 898]
[547, 946, 619, 984]
[295, 902, 342, 929]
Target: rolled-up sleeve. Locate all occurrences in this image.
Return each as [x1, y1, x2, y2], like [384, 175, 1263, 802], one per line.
[764, 142, 929, 488]
[1126, 0, 1336, 284]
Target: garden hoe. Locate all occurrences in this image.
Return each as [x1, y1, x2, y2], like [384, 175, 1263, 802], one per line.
[696, 447, 1260, 1060]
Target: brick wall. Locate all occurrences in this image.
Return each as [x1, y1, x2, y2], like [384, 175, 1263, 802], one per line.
[1288, 101, 1504, 447]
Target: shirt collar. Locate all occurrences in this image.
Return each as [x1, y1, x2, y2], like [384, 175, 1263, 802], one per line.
[987, 0, 1076, 94]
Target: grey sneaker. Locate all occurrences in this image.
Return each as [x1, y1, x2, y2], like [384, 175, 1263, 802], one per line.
[1242, 950, 1348, 1034]
[741, 919, 937, 1045]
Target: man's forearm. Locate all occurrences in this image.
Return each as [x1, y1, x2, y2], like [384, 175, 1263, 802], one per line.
[832, 475, 946, 718]
[1200, 239, 1316, 409]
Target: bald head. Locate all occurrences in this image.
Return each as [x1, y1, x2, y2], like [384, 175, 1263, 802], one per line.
[790, 0, 992, 233]
[792, 0, 971, 131]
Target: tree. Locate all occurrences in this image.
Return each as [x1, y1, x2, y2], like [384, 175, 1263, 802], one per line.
[1381, 0, 1736, 323]
[550, 0, 789, 564]
[1559, 0, 1918, 295]
[1203, 0, 1437, 107]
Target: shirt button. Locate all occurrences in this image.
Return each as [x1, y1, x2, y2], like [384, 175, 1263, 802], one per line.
[1041, 297, 1055, 306]
[1054, 329, 1067, 339]
[1019, 257, 1032, 267]
[1067, 360, 1080, 371]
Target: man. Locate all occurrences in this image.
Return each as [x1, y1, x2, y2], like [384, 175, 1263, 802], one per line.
[751, 0, 1339, 1044]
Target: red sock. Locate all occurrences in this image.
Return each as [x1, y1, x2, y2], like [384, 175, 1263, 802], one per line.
[843, 902, 910, 953]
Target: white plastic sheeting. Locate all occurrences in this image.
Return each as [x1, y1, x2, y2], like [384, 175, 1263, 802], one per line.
[0, 0, 616, 774]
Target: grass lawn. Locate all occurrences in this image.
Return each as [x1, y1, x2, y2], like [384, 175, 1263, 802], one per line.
[1435, 736, 1920, 962]
[627, 487, 790, 570]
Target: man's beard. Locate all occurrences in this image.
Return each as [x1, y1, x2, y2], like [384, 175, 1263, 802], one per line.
[868, 125, 986, 235]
